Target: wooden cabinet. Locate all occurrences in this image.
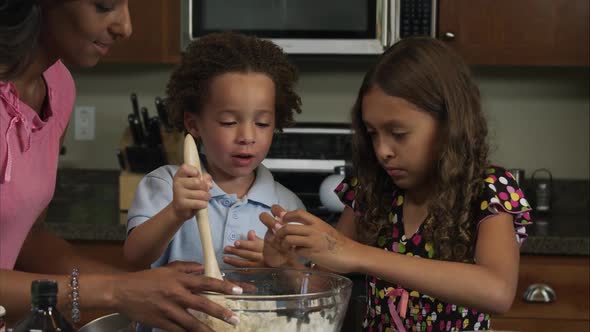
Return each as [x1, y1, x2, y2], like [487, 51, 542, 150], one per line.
[102, 0, 181, 63]
[102, 0, 590, 66]
[493, 255, 590, 332]
[438, 0, 590, 66]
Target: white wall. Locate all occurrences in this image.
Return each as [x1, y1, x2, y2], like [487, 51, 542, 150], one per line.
[61, 63, 589, 179]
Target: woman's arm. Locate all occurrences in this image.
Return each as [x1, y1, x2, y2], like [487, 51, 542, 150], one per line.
[277, 210, 519, 314]
[1, 262, 243, 331]
[0, 269, 71, 322]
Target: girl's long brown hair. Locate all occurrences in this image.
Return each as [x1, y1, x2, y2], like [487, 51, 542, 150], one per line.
[351, 37, 489, 262]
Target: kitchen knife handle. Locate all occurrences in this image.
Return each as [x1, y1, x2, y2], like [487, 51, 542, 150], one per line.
[155, 97, 172, 131]
[131, 93, 140, 118]
[148, 117, 163, 146]
[128, 114, 143, 146]
[141, 107, 150, 131]
[116, 149, 126, 170]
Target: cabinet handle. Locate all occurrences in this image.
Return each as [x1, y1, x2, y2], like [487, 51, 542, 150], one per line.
[523, 283, 556, 303]
[442, 32, 455, 40]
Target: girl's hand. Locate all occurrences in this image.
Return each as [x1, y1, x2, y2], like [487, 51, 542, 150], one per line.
[171, 164, 213, 222]
[274, 207, 362, 274]
[112, 261, 241, 332]
[259, 206, 301, 268]
[223, 230, 265, 268]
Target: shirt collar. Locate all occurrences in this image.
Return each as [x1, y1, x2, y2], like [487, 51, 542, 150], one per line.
[206, 164, 277, 208]
[245, 164, 277, 207]
[0, 79, 54, 183]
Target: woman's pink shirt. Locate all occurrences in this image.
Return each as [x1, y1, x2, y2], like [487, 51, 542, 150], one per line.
[0, 61, 75, 269]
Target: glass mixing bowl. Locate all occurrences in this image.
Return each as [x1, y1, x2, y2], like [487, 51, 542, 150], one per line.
[192, 268, 352, 332]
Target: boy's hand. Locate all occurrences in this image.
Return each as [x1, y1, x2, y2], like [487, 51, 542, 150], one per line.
[171, 164, 213, 222]
[223, 230, 265, 267]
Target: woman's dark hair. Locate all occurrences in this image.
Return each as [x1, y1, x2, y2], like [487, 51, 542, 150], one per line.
[166, 31, 302, 131]
[0, 0, 40, 80]
[351, 37, 489, 262]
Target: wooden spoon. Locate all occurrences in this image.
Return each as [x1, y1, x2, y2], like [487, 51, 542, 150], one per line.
[183, 134, 223, 280]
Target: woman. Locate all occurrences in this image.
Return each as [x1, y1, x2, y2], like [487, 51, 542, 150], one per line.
[0, 1, 241, 331]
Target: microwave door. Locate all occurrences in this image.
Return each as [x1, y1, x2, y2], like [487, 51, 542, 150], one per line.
[182, 0, 394, 55]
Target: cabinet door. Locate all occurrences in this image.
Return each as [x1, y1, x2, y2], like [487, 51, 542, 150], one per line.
[438, 0, 590, 66]
[492, 318, 589, 332]
[493, 255, 590, 331]
[103, 0, 181, 63]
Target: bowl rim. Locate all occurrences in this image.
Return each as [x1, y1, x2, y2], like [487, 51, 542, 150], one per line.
[78, 312, 132, 330]
[204, 267, 353, 301]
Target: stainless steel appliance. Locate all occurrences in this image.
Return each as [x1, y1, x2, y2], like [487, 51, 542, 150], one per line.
[261, 123, 352, 222]
[181, 0, 437, 55]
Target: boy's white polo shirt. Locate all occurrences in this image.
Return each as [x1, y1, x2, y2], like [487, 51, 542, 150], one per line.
[127, 164, 305, 269]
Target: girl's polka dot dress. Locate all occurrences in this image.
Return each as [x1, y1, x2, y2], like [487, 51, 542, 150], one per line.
[335, 166, 532, 332]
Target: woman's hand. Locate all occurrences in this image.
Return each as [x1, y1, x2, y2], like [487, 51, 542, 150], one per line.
[223, 230, 265, 268]
[111, 261, 241, 332]
[272, 206, 362, 274]
[171, 164, 213, 222]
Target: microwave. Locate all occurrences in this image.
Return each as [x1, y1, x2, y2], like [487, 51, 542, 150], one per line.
[180, 0, 437, 55]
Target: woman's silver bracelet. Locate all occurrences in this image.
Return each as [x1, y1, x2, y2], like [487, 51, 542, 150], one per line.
[68, 267, 80, 323]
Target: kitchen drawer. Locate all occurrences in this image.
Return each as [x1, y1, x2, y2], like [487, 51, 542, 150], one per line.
[498, 255, 589, 321]
[492, 317, 589, 332]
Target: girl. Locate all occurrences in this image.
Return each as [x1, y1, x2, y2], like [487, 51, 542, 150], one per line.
[123, 32, 304, 282]
[1, 2, 243, 330]
[261, 37, 532, 332]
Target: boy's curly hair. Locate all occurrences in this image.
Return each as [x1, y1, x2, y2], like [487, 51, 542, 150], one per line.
[166, 32, 301, 131]
[351, 37, 489, 263]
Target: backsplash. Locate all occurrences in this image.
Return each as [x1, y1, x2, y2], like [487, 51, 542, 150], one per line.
[59, 63, 589, 179]
[46, 169, 119, 225]
[522, 179, 590, 216]
[46, 169, 588, 225]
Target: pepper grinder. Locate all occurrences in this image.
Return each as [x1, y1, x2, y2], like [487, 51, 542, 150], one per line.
[507, 168, 525, 185]
[531, 168, 552, 213]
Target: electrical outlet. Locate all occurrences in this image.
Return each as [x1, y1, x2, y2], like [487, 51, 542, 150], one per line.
[74, 106, 95, 140]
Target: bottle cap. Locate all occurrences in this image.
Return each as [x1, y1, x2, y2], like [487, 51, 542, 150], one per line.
[31, 280, 58, 308]
[31, 279, 58, 297]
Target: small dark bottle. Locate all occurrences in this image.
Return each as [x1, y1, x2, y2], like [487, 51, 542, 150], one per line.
[13, 280, 74, 332]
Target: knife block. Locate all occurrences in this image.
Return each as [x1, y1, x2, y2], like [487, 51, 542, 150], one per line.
[119, 171, 143, 225]
[159, 128, 184, 165]
[118, 127, 184, 224]
[119, 127, 184, 171]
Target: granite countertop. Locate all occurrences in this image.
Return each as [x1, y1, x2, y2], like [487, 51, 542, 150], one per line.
[45, 169, 127, 241]
[46, 211, 590, 256]
[520, 214, 589, 255]
[45, 169, 589, 255]
[45, 214, 590, 255]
